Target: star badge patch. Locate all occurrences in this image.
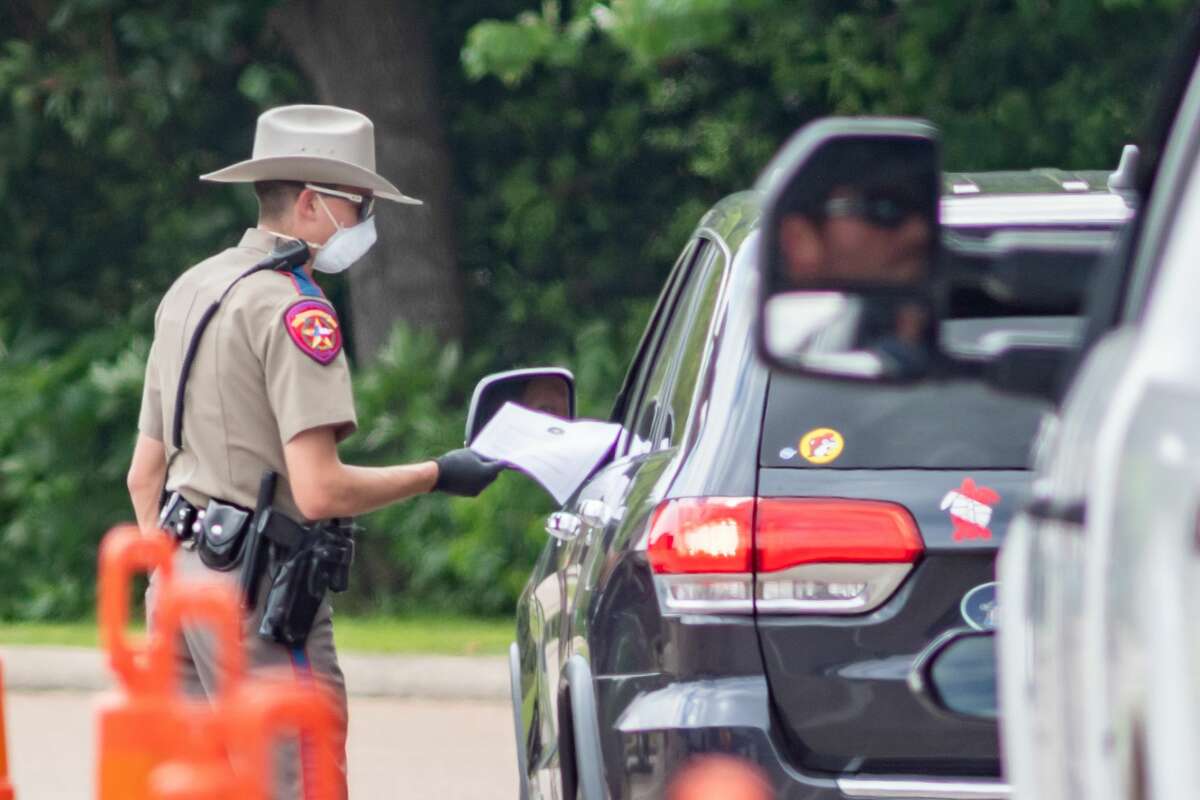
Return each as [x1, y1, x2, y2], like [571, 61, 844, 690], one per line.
[284, 300, 342, 364]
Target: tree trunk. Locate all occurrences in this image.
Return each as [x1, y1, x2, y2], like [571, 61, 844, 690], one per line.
[272, 0, 463, 358]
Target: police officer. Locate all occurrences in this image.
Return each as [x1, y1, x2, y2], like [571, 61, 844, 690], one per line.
[124, 104, 502, 797]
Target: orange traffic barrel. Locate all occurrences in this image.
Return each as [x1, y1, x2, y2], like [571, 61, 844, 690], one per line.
[148, 762, 236, 800]
[97, 526, 176, 693]
[135, 581, 249, 800]
[97, 540, 243, 800]
[0, 660, 14, 800]
[232, 674, 341, 800]
[95, 526, 179, 800]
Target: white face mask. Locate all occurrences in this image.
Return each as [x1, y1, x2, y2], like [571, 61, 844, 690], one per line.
[311, 195, 377, 274]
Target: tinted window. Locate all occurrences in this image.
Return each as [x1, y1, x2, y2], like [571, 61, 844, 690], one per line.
[622, 241, 709, 455]
[658, 247, 726, 449]
[761, 317, 1054, 469]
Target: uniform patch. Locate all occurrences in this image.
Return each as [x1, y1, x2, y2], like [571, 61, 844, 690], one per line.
[798, 427, 844, 464]
[284, 300, 342, 364]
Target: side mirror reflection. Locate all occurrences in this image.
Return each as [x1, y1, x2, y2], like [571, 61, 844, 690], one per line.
[757, 118, 942, 380]
[465, 367, 576, 446]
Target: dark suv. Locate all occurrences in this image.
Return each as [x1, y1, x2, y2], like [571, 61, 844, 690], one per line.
[498, 172, 1129, 800]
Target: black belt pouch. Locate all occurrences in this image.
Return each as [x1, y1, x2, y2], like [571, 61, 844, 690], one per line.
[196, 500, 253, 571]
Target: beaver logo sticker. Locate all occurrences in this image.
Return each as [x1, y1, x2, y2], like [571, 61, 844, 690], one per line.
[798, 427, 845, 465]
[284, 300, 342, 364]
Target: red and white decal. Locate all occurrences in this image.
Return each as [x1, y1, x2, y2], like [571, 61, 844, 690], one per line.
[940, 478, 1001, 541]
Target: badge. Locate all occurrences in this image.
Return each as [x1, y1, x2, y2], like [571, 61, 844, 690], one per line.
[798, 427, 844, 464]
[960, 581, 999, 630]
[940, 478, 1001, 541]
[283, 300, 342, 364]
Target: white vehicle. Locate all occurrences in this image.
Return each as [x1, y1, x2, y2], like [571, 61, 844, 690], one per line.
[749, 105, 1200, 800]
[999, 20, 1200, 800]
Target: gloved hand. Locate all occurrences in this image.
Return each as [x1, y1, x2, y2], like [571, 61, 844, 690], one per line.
[433, 448, 505, 497]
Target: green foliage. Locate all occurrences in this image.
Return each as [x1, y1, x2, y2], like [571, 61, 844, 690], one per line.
[338, 316, 636, 617]
[0, 314, 634, 620]
[0, 0, 301, 351]
[0, 0, 1192, 620]
[0, 326, 148, 618]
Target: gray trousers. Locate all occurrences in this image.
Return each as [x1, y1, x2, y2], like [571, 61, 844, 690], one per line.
[146, 546, 349, 799]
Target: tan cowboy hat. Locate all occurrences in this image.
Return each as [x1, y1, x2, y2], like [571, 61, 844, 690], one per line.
[200, 104, 422, 204]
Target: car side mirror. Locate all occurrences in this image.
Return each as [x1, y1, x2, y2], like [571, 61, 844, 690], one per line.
[756, 117, 942, 381]
[465, 367, 576, 445]
[909, 628, 997, 720]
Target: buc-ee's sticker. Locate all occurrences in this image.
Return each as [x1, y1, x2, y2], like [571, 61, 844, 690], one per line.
[940, 478, 1001, 541]
[798, 427, 844, 464]
[284, 300, 342, 364]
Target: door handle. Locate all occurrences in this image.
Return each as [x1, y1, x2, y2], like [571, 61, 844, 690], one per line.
[577, 498, 612, 528]
[545, 511, 582, 541]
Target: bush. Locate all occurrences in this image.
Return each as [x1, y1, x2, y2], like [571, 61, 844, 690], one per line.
[0, 310, 641, 621]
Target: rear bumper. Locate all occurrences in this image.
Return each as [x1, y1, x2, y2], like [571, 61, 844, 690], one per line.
[604, 674, 1007, 800]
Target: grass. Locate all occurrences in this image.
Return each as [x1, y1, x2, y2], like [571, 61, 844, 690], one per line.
[0, 615, 513, 656]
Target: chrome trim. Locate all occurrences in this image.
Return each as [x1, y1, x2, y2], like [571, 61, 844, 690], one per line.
[545, 511, 582, 541]
[837, 776, 1011, 799]
[756, 562, 913, 614]
[942, 192, 1133, 226]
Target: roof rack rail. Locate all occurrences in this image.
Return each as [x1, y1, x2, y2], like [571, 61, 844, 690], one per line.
[1108, 144, 1139, 193]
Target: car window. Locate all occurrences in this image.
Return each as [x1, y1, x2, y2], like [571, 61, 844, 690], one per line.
[623, 241, 714, 456]
[761, 316, 1059, 469]
[654, 246, 727, 450]
[617, 241, 701, 454]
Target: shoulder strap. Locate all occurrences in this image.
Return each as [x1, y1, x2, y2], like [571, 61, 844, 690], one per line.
[171, 240, 310, 451]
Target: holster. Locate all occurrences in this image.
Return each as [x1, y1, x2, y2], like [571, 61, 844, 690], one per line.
[257, 518, 355, 647]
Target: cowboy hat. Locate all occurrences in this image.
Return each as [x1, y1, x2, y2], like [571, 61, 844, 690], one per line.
[200, 105, 422, 204]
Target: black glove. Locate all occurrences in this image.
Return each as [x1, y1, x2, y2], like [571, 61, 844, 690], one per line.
[433, 448, 505, 497]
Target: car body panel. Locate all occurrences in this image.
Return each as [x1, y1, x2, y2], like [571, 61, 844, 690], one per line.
[757, 468, 1028, 773]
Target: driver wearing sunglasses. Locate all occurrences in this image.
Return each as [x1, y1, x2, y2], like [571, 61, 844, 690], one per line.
[779, 181, 932, 287]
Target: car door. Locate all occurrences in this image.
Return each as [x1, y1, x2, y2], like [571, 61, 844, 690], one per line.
[541, 238, 727, 797]
[522, 238, 701, 800]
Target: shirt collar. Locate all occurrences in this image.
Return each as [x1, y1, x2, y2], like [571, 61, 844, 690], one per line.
[238, 227, 291, 254]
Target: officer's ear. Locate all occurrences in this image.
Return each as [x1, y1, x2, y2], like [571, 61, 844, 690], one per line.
[293, 186, 322, 223]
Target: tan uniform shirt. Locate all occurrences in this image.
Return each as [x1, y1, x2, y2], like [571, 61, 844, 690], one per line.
[138, 228, 357, 522]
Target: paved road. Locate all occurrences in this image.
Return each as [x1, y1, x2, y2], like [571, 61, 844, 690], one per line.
[5, 691, 516, 799]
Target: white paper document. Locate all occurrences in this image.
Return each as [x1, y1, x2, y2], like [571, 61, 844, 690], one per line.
[469, 402, 622, 505]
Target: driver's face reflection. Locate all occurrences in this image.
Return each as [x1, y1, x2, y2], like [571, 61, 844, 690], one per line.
[519, 377, 570, 418]
[779, 185, 931, 285]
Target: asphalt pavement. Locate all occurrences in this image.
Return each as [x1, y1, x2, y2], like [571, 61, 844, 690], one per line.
[0, 645, 515, 797]
[6, 691, 516, 798]
[0, 644, 508, 700]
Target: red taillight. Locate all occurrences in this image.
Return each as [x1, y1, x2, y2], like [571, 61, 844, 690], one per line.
[644, 496, 924, 616]
[755, 499, 923, 572]
[646, 498, 753, 574]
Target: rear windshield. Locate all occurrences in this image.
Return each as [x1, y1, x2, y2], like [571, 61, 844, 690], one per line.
[760, 318, 1064, 470]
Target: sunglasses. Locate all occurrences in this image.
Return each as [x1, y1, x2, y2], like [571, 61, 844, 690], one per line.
[823, 193, 924, 229]
[305, 183, 376, 222]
